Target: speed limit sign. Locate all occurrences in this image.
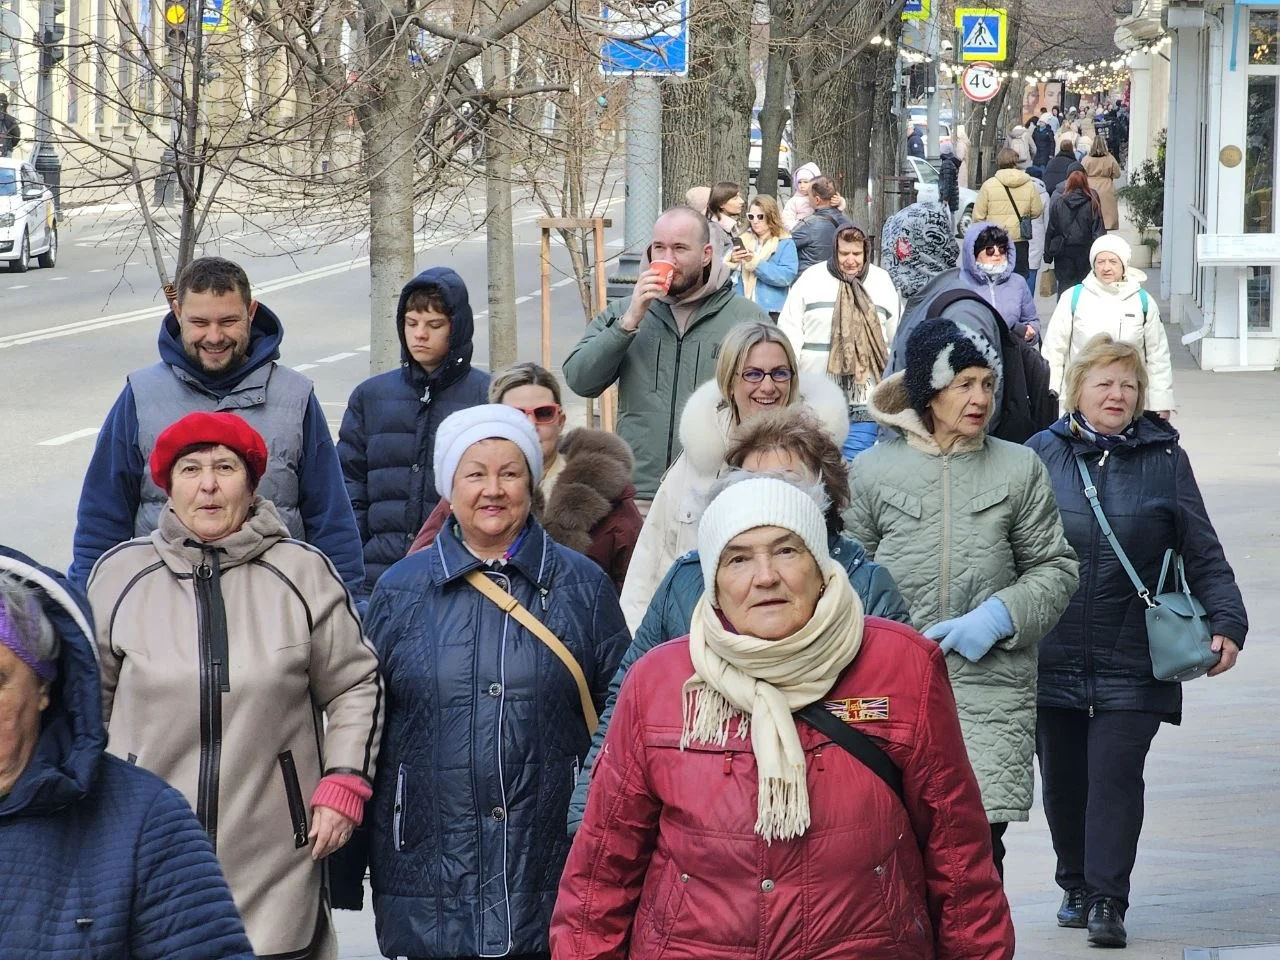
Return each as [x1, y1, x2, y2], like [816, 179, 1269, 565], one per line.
[961, 62, 1001, 102]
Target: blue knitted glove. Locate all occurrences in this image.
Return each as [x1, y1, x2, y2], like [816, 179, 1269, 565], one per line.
[923, 597, 1014, 663]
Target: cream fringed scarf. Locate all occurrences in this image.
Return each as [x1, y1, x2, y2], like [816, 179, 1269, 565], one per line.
[681, 561, 864, 843]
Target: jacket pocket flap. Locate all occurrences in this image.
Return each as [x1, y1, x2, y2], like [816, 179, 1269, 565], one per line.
[881, 487, 922, 519]
[968, 484, 1010, 513]
[643, 727, 754, 753]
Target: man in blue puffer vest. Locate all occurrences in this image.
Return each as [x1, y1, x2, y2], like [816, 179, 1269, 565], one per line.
[338, 266, 491, 594]
[69, 257, 365, 597]
[0, 547, 254, 960]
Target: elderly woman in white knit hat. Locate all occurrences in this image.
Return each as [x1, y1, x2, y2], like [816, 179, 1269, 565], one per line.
[341, 404, 630, 960]
[1043, 234, 1175, 417]
[553, 475, 1015, 960]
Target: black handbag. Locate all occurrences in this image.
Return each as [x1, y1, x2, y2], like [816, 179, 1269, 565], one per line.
[1075, 455, 1220, 682]
[797, 702, 904, 805]
[1001, 182, 1034, 242]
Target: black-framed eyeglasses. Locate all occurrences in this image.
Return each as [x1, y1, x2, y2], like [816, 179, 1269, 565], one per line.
[745, 213, 767, 221]
[740, 366, 793, 383]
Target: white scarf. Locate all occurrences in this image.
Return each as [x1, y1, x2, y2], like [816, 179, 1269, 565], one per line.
[681, 560, 864, 843]
[733, 231, 786, 302]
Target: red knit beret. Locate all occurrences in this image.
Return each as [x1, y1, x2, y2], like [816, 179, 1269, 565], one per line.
[150, 412, 269, 493]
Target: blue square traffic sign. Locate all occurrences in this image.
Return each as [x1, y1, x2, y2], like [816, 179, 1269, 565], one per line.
[601, 0, 689, 76]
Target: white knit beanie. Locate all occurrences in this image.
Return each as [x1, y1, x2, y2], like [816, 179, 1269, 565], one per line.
[697, 478, 829, 599]
[433, 404, 543, 503]
[1090, 234, 1132, 270]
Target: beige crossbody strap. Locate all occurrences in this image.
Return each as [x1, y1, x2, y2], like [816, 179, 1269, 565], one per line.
[464, 570, 599, 735]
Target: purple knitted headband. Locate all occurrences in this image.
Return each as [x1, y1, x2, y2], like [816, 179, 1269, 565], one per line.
[0, 593, 56, 683]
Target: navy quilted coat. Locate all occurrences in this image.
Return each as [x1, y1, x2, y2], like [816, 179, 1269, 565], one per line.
[0, 548, 253, 960]
[347, 516, 630, 959]
[1027, 414, 1248, 718]
[339, 267, 492, 593]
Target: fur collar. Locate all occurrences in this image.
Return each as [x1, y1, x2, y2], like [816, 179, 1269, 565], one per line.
[868, 373, 986, 456]
[541, 429, 636, 555]
[678, 374, 850, 478]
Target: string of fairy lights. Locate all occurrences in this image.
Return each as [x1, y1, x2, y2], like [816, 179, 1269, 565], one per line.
[867, 31, 1170, 92]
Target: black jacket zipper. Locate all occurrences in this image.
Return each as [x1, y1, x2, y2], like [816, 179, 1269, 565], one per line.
[278, 751, 310, 848]
[1082, 450, 1111, 718]
[192, 544, 230, 849]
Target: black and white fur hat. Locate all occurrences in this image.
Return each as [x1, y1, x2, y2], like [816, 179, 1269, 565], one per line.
[904, 319, 1001, 414]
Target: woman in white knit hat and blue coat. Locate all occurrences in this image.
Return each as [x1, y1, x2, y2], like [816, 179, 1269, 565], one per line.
[338, 404, 630, 960]
[1043, 234, 1176, 416]
[846, 318, 1079, 879]
[554, 474, 1015, 960]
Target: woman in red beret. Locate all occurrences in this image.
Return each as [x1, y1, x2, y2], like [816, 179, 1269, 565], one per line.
[85, 411, 385, 960]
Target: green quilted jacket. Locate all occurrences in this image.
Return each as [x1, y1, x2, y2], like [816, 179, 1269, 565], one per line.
[846, 373, 1078, 821]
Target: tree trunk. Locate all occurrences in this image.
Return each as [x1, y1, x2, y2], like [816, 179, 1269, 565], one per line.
[660, 78, 709, 209]
[756, 0, 794, 199]
[484, 42, 518, 373]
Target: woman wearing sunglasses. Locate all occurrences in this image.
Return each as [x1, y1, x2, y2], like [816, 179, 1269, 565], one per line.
[410, 363, 643, 593]
[957, 222, 1041, 345]
[617, 321, 847, 632]
[726, 195, 798, 320]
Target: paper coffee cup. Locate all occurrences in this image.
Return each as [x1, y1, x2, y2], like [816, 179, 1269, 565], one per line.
[651, 260, 675, 293]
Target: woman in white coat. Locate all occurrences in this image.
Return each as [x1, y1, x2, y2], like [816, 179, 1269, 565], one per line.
[778, 218, 899, 460]
[617, 322, 847, 631]
[1043, 235, 1175, 415]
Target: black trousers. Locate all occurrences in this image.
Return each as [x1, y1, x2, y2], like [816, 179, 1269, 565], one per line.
[1036, 707, 1162, 909]
[990, 821, 1009, 879]
[1013, 239, 1030, 277]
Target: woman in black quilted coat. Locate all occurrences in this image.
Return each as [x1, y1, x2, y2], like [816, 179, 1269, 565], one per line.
[1026, 335, 1246, 948]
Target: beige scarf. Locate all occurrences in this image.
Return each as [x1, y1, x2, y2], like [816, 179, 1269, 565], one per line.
[682, 561, 864, 843]
[827, 266, 888, 407]
[736, 232, 784, 302]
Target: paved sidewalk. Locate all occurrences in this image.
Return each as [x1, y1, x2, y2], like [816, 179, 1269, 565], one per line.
[335, 290, 1280, 959]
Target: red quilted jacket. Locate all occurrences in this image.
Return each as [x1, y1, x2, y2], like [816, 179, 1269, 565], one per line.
[551, 619, 1015, 960]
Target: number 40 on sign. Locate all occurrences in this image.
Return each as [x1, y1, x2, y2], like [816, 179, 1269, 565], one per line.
[961, 62, 1001, 102]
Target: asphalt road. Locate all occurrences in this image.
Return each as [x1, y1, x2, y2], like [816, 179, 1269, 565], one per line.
[0, 192, 626, 570]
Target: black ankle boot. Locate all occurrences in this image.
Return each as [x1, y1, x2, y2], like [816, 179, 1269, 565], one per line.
[1057, 887, 1087, 928]
[1087, 898, 1127, 948]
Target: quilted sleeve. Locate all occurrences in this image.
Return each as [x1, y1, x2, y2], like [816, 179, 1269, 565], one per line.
[131, 784, 256, 960]
[844, 463, 883, 558]
[992, 452, 1079, 650]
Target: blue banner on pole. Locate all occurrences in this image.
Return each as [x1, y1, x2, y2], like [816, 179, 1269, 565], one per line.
[600, 0, 689, 76]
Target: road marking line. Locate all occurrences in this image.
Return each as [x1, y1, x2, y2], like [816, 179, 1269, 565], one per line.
[38, 427, 100, 446]
[553, 277, 576, 288]
[293, 363, 318, 371]
[50, 275, 68, 280]
[8, 284, 27, 289]
[316, 352, 357, 363]
[89, 268, 106, 273]
[514, 295, 531, 305]
[357, 344, 371, 352]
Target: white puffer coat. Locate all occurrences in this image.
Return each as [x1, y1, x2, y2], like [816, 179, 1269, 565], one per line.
[1042, 271, 1175, 410]
[617, 374, 848, 632]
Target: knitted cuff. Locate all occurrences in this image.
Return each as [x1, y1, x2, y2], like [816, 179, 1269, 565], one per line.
[311, 773, 372, 826]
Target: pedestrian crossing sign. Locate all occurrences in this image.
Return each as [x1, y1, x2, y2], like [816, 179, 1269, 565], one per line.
[955, 7, 1007, 62]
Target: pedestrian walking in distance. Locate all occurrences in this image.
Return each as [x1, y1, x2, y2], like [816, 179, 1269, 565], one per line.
[1083, 136, 1123, 230]
[338, 266, 490, 595]
[1027, 335, 1247, 947]
[87, 411, 384, 960]
[791, 176, 847, 271]
[0, 549, 255, 960]
[70, 256, 364, 597]
[1045, 170, 1107, 295]
[619, 321, 848, 632]
[563, 206, 768, 507]
[973, 148, 1045, 277]
[566, 407, 913, 836]
[336, 405, 629, 960]
[727, 193, 798, 319]
[779, 219, 901, 458]
[1043, 235, 1175, 416]
[706, 180, 745, 260]
[553, 475, 1016, 959]
[846, 318, 1079, 878]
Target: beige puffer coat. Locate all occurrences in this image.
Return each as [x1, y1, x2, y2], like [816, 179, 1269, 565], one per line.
[973, 167, 1045, 243]
[88, 499, 384, 959]
[845, 374, 1078, 822]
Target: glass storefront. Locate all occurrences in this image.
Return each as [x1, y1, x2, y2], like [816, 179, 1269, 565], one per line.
[1245, 9, 1280, 333]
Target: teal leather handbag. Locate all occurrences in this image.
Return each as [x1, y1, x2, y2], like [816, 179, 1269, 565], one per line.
[1075, 455, 1220, 683]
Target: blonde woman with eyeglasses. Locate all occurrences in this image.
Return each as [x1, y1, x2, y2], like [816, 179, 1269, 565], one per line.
[726, 195, 798, 319]
[617, 321, 848, 631]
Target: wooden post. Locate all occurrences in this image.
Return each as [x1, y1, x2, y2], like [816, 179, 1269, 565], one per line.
[536, 216, 615, 431]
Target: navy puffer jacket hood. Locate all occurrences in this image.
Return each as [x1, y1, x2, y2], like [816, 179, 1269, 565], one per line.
[397, 266, 475, 389]
[1027, 415, 1248, 720]
[0, 548, 254, 959]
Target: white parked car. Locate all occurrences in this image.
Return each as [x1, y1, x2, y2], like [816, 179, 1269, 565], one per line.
[749, 120, 795, 188]
[905, 155, 975, 235]
[0, 158, 57, 272]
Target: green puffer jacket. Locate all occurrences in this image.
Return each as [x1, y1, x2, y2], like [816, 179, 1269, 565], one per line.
[845, 373, 1078, 822]
[562, 280, 768, 499]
